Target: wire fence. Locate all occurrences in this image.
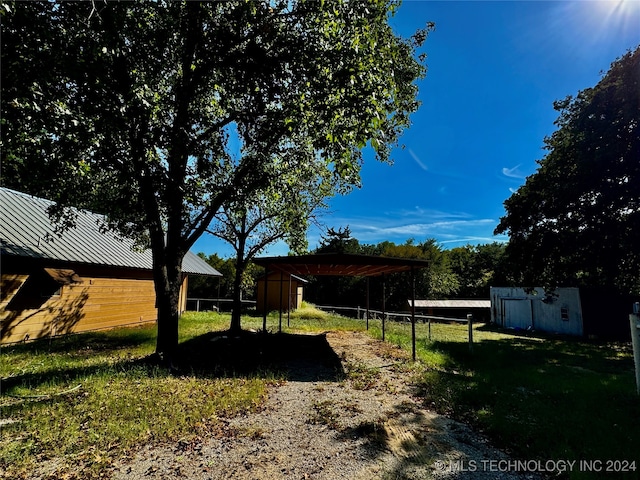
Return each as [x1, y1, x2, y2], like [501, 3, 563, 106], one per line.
[186, 298, 476, 357]
[313, 304, 475, 355]
[186, 298, 256, 312]
[314, 304, 469, 324]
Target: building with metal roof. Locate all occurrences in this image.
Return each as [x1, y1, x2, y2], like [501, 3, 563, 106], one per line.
[1, 187, 220, 344]
[0, 187, 220, 275]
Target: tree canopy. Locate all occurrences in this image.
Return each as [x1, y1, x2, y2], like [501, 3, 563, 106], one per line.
[1, 1, 431, 358]
[207, 160, 332, 331]
[495, 46, 640, 295]
[306, 232, 462, 311]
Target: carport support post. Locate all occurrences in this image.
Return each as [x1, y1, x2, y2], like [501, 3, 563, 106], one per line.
[287, 274, 292, 328]
[278, 271, 284, 333]
[468, 313, 474, 353]
[217, 279, 221, 311]
[262, 269, 269, 333]
[630, 303, 640, 395]
[366, 277, 370, 330]
[411, 266, 416, 361]
[382, 274, 386, 342]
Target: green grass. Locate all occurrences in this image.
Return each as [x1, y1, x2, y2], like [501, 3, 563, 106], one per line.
[0, 313, 268, 480]
[2, 308, 638, 480]
[369, 320, 640, 480]
[232, 301, 368, 333]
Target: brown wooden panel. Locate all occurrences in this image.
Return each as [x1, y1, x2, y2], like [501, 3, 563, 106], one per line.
[0, 274, 28, 304]
[71, 318, 156, 335]
[73, 314, 157, 331]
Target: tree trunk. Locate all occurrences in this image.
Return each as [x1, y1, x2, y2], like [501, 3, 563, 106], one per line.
[153, 254, 183, 366]
[229, 224, 248, 334]
[229, 257, 245, 334]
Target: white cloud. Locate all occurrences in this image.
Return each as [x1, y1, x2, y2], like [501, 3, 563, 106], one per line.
[316, 207, 497, 243]
[502, 164, 526, 179]
[408, 148, 428, 172]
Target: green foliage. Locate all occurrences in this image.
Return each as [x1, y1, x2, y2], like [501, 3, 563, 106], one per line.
[1, 0, 431, 355]
[306, 234, 460, 310]
[496, 47, 640, 295]
[0, 317, 267, 480]
[316, 226, 362, 254]
[189, 253, 261, 301]
[446, 242, 510, 297]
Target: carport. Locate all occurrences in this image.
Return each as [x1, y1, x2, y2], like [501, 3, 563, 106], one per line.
[253, 253, 431, 360]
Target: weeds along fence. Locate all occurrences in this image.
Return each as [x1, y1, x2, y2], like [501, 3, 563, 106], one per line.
[313, 304, 476, 351]
[186, 298, 256, 313]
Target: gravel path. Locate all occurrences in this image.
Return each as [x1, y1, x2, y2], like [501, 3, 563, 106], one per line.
[112, 331, 540, 480]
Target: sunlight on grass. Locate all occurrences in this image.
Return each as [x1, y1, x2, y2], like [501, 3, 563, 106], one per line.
[1, 314, 267, 480]
[2, 309, 638, 480]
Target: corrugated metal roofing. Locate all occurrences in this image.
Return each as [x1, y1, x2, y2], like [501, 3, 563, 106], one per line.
[410, 299, 491, 309]
[254, 253, 431, 277]
[0, 187, 220, 277]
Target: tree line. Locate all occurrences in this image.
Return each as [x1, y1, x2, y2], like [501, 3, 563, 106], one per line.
[3, 0, 637, 348]
[191, 228, 513, 312]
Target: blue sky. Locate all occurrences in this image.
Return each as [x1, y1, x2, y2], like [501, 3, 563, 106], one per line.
[193, 0, 640, 259]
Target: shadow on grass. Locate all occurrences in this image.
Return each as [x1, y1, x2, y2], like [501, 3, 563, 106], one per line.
[413, 334, 640, 473]
[174, 330, 345, 382]
[1, 330, 345, 394]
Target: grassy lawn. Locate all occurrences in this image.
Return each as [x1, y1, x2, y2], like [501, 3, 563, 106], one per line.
[2, 305, 638, 479]
[0, 313, 269, 480]
[272, 305, 640, 479]
[365, 318, 640, 479]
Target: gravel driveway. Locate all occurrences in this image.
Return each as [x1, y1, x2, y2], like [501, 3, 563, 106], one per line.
[112, 331, 540, 480]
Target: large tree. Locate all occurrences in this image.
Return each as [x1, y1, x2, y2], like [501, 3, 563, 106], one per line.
[446, 242, 509, 298]
[208, 154, 333, 332]
[1, 1, 431, 361]
[495, 47, 640, 295]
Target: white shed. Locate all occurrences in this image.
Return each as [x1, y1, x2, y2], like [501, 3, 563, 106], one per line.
[490, 287, 584, 336]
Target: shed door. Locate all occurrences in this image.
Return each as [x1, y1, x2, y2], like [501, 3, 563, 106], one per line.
[503, 299, 532, 330]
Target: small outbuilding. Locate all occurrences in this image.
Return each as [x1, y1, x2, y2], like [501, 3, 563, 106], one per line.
[0, 187, 221, 344]
[491, 286, 639, 340]
[256, 272, 308, 313]
[490, 287, 584, 336]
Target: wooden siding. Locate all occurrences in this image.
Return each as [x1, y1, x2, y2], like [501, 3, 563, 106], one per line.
[1, 271, 159, 344]
[256, 274, 305, 313]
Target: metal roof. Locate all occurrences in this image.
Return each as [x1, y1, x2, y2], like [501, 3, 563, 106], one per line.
[0, 187, 220, 276]
[254, 253, 430, 277]
[410, 299, 491, 309]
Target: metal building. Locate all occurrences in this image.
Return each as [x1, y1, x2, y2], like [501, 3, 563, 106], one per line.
[490, 287, 584, 336]
[0, 187, 220, 344]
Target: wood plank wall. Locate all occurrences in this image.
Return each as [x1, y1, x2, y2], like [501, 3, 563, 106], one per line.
[1, 267, 164, 344]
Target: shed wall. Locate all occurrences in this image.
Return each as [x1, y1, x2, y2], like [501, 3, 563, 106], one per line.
[490, 287, 583, 336]
[1, 266, 161, 344]
[256, 274, 304, 313]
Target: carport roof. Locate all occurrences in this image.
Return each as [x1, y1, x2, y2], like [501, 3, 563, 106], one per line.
[253, 253, 430, 277]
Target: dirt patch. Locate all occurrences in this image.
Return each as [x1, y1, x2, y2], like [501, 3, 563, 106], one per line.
[112, 331, 540, 479]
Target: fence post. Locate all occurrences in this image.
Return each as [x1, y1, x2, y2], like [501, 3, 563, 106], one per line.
[382, 274, 386, 342]
[467, 313, 473, 353]
[428, 318, 431, 342]
[630, 303, 640, 395]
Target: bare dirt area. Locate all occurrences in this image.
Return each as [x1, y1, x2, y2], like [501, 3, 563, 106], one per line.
[112, 331, 539, 480]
